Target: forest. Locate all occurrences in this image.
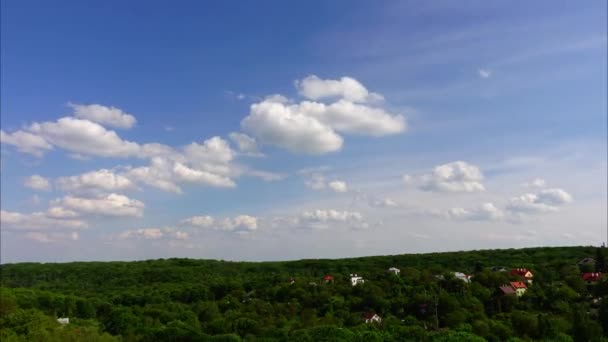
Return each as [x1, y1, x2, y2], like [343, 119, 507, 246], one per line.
[1, 246, 607, 341]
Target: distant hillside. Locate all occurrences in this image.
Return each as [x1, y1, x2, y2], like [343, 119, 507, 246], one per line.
[1, 246, 607, 341]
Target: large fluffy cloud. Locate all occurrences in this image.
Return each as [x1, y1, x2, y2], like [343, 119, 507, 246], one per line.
[69, 103, 136, 129]
[56, 169, 135, 194]
[241, 76, 405, 154]
[1, 130, 53, 157]
[404, 161, 485, 192]
[28, 117, 140, 158]
[180, 214, 258, 232]
[24, 175, 52, 191]
[51, 193, 145, 217]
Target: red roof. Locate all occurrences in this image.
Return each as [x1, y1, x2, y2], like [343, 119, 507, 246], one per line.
[323, 275, 334, 280]
[582, 272, 603, 281]
[510, 268, 533, 277]
[510, 281, 527, 289]
[499, 285, 516, 295]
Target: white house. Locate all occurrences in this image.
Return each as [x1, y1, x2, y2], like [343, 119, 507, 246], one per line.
[453, 272, 471, 283]
[388, 267, 401, 275]
[350, 274, 365, 286]
[57, 317, 69, 325]
[363, 313, 382, 324]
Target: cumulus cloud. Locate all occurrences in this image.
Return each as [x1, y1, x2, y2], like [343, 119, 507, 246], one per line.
[0, 209, 87, 231]
[328, 180, 348, 193]
[68, 103, 136, 129]
[56, 169, 134, 194]
[51, 193, 145, 217]
[24, 175, 52, 191]
[0, 130, 53, 156]
[124, 158, 183, 194]
[506, 188, 573, 215]
[297, 209, 368, 230]
[180, 214, 258, 232]
[445, 203, 504, 221]
[28, 117, 141, 158]
[241, 76, 405, 154]
[229, 132, 263, 156]
[295, 75, 382, 103]
[404, 161, 485, 192]
[173, 162, 236, 188]
[369, 197, 399, 208]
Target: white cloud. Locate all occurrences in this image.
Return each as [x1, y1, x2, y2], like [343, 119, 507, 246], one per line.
[241, 76, 405, 154]
[124, 158, 183, 194]
[181, 215, 215, 228]
[68, 103, 136, 129]
[1, 130, 53, 156]
[173, 162, 236, 188]
[297, 209, 368, 230]
[229, 132, 263, 156]
[242, 98, 344, 154]
[295, 75, 382, 103]
[0, 209, 88, 230]
[56, 169, 134, 194]
[24, 175, 51, 191]
[369, 197, 399, 208]
[506, 188, 573, 215]
[116, 227, 189, 241]
[328, 180, 348, 193]
[478, 69, 492, 78]
[180, 214, 258, 232]
[404, 161, 485, 192]
[523, 178, 547, 188]
[445, 203, 504, 221]
[52, 193, 145, 217]
[46, 206, 79, 219]
[219, 215, 258, 232]
[28, 117, 140, 158]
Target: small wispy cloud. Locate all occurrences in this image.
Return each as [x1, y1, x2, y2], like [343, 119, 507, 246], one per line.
[478, 69, 492, 78]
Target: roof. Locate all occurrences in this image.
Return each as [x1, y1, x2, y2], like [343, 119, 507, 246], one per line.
[510, 281, 527, 289]
[582, 272, 603, 281]
[323, 275, 334, 280]
[510, 268, 533, 277]
[499, 285, 516, 295]
[362, 312, 379, 320]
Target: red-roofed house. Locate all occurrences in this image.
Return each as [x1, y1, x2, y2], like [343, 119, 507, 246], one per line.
[510, 281, 527, 297]
[582, 272, 603, 283]
[510, 268, 534, 283]
[323, 275, 334, 283]
[499, 284, 516, 295]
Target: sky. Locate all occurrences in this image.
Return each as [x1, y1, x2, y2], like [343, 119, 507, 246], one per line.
[1, 0, 606, 263]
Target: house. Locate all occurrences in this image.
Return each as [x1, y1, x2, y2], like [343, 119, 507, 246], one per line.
[510, 268, 534, 283]
[57, 317, 69, 325]
[388, 267, 401, 275]
[453, 272, 472, 283]
[362, 312, 382, 324]
[499, 284, 516, 295]
[577, 258, 596, 266]
[510, 281, 527, 297]
[582, 272, 603, 283]
[323, 275, 334, 283]
[350, 274, 365, 286]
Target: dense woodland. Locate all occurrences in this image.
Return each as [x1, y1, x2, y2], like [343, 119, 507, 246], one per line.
[1, 246, 607, 341]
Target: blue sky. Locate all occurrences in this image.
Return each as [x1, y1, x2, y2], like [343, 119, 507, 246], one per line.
[1, 0, 606, 262]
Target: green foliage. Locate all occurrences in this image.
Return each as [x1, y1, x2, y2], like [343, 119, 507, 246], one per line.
[0, 246, 605, 341]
